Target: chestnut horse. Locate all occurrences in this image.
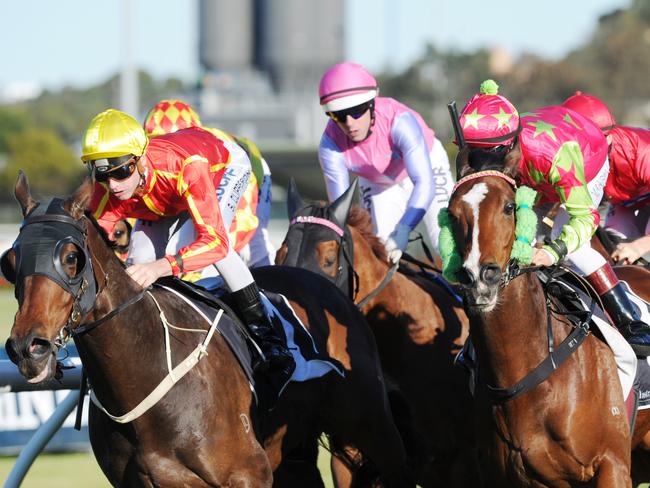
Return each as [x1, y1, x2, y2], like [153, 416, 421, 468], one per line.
[276, 181, 479, 487]
[445, 169, 650, 486]
[3, 173, 414, 487]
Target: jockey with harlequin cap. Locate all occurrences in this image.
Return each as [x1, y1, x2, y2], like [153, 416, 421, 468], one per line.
[318, 62, 454, 263]
[457, 80, 650, 355]
[144, 100, 276, 268]
[562, 92, 650, 265]
[81, 109, 294, 377]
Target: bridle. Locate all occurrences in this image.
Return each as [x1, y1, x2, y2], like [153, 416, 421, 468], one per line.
[2, 199, 145, 349]
[288, 211, 398, 309]
[288, 213, 359, 300]
[451, 170, 539, 288]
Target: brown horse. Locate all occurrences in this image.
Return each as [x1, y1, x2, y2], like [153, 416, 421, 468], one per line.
[276, 181, 479, 487]
[445, 169, 650, 486]
[3, 173, 414, 487]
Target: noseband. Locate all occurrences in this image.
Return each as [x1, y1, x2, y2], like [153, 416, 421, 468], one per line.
[440, 170, 539, 287]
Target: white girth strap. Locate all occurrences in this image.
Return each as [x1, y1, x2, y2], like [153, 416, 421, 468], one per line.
[89, 290, 223, 424]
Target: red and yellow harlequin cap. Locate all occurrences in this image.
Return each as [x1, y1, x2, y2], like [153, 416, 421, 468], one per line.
[143, 99, 203, 137]
[459, 80, 520, 147]
[561, 91, 616, 133]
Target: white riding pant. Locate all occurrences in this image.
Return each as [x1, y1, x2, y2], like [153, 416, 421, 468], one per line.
[238, 159, 277, 267]
[358, 137, 453, 252]
[540, 159, 610, 275]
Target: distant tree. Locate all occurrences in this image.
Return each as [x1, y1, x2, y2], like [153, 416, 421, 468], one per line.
[0, 129, 84, 202]
[0, 108, 29, 153]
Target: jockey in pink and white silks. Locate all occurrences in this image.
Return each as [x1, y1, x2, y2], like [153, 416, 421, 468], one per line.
[318, 62, 454, 263]
[562, 92, 650, 265]
[458, 80, 650, 355]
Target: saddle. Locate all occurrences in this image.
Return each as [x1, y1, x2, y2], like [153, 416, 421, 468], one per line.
[156, 276, 344, 411]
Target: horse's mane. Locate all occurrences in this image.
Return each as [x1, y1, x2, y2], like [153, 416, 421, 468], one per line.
[347, 206, 388, 262]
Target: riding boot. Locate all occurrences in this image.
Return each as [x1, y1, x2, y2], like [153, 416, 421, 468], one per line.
[231, 283, 296, 378]
[586, 263, 650, 356]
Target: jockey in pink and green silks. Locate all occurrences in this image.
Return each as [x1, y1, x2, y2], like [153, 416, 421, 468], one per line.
[451, 79, 650, 356]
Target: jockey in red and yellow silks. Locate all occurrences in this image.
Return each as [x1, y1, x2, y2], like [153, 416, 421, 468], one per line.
[456, 80, 650, 356]
[144, 100, 276, 267]
[562, 92, 650, 265]
[82, 108, 294, 377]
[89, 127, 231, 274]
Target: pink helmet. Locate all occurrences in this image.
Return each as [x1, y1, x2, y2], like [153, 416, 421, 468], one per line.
[319, 62, 378, 112]
[459, 80, 520, 147]
[561, 91, 616, 132]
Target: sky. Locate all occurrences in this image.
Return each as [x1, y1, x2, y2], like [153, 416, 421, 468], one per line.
[0, 0, 632, 96]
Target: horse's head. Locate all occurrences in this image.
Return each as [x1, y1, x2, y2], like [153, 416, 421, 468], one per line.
[3, 172, 96, 383]
[445, 171, 525, 313]
[276, 179, 358, 295]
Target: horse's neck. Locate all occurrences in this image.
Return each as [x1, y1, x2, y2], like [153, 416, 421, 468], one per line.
[471, 273, 551, 389]
[76, 224, 159, 409]
[349, 226, 392, 296]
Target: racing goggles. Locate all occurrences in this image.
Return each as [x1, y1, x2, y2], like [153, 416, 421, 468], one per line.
[90, 155, 137, 183]
[328, 101, 372, 124]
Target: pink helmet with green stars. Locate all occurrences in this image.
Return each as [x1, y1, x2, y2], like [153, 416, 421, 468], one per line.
[459, 80, 520, 147]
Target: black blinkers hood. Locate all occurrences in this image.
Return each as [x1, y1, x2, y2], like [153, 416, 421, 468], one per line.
[3, 198, 97, 316]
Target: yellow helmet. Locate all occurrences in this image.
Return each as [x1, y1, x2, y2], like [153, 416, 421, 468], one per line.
[143, 99, 202, 137]
[81, 109, 147, 162]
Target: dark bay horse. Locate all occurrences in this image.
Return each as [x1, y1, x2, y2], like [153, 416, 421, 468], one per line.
[276, 181, 479, 487]
[445, 169, 642, 486]
[3, 173, 413, 487]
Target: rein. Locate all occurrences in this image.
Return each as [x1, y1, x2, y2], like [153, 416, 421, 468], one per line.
[72, 289, 147, 336]
[481, 266, 593, 403]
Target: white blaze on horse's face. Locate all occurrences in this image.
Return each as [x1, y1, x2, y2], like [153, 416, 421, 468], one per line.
[461, 182, 488, 287]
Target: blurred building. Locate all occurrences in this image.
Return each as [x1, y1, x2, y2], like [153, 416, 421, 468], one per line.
[196, 0, 344, 146]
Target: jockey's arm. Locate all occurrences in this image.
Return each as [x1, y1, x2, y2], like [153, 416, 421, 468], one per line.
[318, 133, 350, 202]
[542, 144, 599, 263]
[390, 112, 436, 231]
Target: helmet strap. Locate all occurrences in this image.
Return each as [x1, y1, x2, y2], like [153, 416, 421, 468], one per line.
[362, 100, 376, 142]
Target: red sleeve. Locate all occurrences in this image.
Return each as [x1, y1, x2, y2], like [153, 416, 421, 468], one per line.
[167, 158, 229, 274]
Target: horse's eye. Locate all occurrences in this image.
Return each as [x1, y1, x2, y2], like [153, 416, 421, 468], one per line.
[64, 252, 78, 265]
[324, 256, 336, 268]
[504, 202, 515, 215]
[114, 230, 124, 238]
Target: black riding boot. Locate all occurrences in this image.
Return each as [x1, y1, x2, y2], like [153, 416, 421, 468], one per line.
[600, 283, 650, 356]
[232, 283, 296, 377]
[587, 263, 650, 356]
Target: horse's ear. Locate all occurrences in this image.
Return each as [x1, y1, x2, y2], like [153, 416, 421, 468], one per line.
[287, 177, 305, 219]
[63, 177, 94, 219]
[456, 147, 472, 178]
[502, 142, 521, 179]
[14, 171, 38, 217]
[330, 178, 358, 226]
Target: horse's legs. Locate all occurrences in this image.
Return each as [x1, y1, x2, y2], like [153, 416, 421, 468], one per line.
[272, 440, 325, 488]
[322, 373, 414, 487]
[593, 458, 632, 488]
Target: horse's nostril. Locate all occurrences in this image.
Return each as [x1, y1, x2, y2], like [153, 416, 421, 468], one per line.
[457, 268, 476, 287]
[28, 337, 51, 359]
[481, 264, 502, 285]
